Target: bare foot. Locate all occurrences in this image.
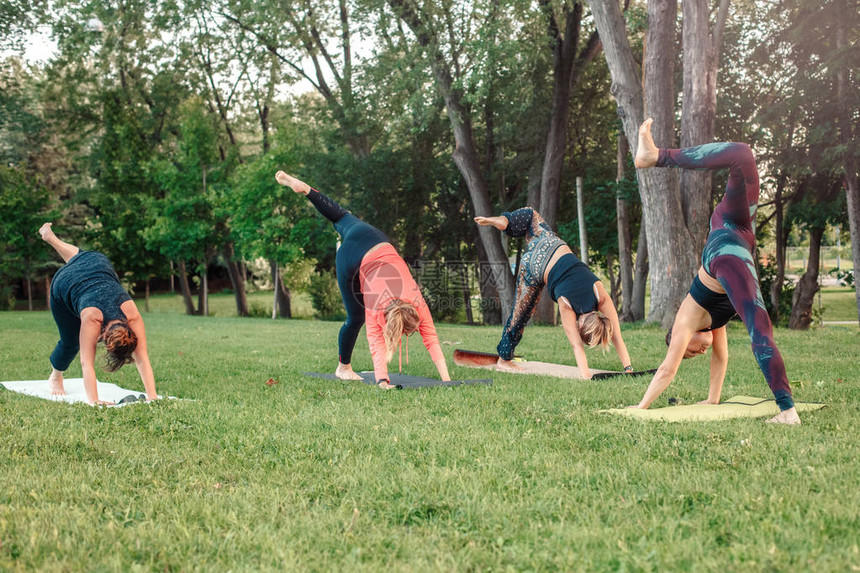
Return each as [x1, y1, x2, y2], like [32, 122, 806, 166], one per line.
[335, 363, 363, 381]
[48, 371, 66, 396]
[766, 407, 801, 425]
[38, 222, 56, 242]
[634, 118, 659, 168]
[474, 216, 508, 231]
[275, 171, 311, 195]
[496, 358, 524, 373]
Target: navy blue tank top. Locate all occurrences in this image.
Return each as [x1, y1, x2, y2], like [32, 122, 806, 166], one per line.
[50, 251, 131, 321]
[546, 253, 599, 314]
[688, 274, 736, 331]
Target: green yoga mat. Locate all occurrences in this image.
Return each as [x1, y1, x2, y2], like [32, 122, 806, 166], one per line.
[602, 395, 826, 422]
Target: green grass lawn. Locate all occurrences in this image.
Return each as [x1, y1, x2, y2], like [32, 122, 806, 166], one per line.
[819, 288, 860, 322]
[1, 311, 858, 571]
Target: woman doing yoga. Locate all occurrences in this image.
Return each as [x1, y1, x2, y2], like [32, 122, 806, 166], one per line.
[275, 171, 451, 389]
[631, 118, 800, 425]
[475, 208, 632, 379]
[40, 223, 158, 405]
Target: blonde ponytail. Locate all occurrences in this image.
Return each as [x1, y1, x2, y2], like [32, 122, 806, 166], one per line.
[579, 311, 612, 349]
[383, 299, 421, 363]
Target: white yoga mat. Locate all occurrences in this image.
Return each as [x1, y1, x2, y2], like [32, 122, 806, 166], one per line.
[1, 378, 166, 407]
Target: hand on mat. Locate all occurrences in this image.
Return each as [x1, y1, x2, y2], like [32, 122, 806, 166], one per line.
[88, 399, 116, 406]
[496, 358, 524, 373]
[697, 399, 719, 405]
[335, 363, 363, 381]
[377, 381, 396, 390]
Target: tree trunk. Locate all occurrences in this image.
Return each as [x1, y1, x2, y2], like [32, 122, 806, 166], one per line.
[629, 222, 649, 321]
[679, 0, 728, 251]
[836, 11, 860, 325]
[538, 3, 582, 232]
[270, 260, 279, 319]
[145, 278, 150, 313]
[45, 276, 50, 309]
[527, 153, 544, 208]
[276, 267, 292, 319]
[223, 242, 249, 317]
[176, 260, 197, 315]
[25, 275, 32, 311]
[770, 171, 788, 321]
[474, 226, 502, 325]
[198, 262, 209, 317]
[576, 176, 589, 264]
[643, 0, 698, 327]
[616, 134, 634, 319]
[388, 0, 516, 317]
[607, 255, 619, 307]
[460, 263, 475, 325]
[587, 0, 696, 326]
[789, 227, 824, 330]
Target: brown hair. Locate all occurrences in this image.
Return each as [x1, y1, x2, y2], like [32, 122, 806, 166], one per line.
[101, 321, 138, 372]
[665, 329, 673, 347]
[578, 311, 612, 349]
[383, 299, 420, 363]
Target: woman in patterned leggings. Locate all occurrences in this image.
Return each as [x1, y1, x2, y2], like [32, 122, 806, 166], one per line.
[631, 118, 800, 425]
[275, 170, 450, 389]
[475, 209, 632, 379]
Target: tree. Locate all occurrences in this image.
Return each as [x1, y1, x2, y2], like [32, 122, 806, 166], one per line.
[386, 0, 518, 318]
[145, 97, 222, 315]
[0, 165, 55, 310]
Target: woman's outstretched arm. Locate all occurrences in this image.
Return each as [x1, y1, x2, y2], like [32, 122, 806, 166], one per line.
[123, 301, 158, 400]
[78, 309, 114, 406]
[595, 282, 632, 371]
[559, 300, 591, 380]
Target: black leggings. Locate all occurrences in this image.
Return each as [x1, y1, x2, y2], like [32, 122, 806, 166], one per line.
[307, 190, 389, 364]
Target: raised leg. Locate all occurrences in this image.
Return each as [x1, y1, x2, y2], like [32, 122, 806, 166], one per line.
[39, 223, 79, 263]
[655, 142, 759, 228]
[276, 171, 350, 224]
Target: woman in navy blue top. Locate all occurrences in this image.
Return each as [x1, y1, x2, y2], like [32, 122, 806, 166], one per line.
[40, 223, 158, 405]
[475, 209, 633, 379]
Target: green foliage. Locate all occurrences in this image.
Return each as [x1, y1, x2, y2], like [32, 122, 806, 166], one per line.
[144, 97, 222, 271]
[308, 272, 345, 321]
[225, 140, 308, 268]
[0, 164, 56, 288]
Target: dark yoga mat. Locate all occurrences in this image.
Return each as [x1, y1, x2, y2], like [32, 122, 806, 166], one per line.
[304, 371, 492, 389]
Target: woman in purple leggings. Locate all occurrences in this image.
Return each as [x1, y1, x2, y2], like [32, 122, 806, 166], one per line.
[631, 118, 800, 424]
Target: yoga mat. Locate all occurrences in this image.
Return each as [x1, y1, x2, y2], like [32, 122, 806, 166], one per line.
[304, 371, 492, 389]
[1, 378, 165, 407]
[602, 395, 826, 422]
[453, 349, 656, 381]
